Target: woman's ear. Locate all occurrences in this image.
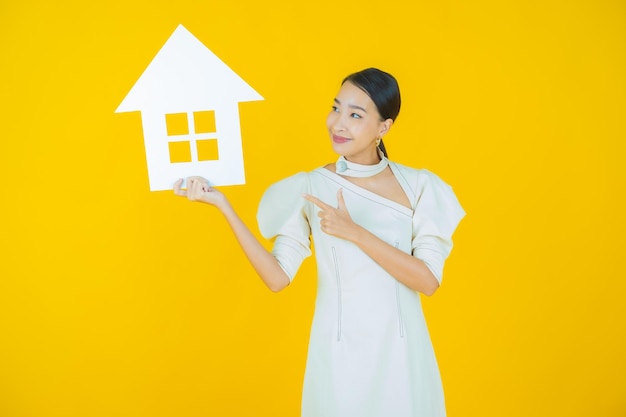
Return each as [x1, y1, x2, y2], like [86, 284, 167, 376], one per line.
[380, 118, 394, 137]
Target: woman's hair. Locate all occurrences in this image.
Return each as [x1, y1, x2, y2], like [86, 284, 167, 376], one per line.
[342, 68, 401, 158]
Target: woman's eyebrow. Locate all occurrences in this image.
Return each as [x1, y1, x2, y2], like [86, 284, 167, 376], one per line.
[334, 98, 368, 113]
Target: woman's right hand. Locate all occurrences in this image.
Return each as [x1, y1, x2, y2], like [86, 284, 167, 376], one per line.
[174, 177, 289, 292]
[173, 177, 228, 210]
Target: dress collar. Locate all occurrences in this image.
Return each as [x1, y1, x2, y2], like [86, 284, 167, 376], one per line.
[335, 149, 388, 178]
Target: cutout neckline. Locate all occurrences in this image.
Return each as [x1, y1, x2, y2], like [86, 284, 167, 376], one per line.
[317, 162, 414, 214]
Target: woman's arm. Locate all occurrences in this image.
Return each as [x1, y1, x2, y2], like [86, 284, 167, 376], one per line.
[303, 188, 440, 296]
[348, 227, 440, 296]
[174, 177, 290, 292]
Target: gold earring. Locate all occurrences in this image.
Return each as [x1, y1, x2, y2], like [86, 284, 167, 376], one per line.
[376, 137, 382, 146]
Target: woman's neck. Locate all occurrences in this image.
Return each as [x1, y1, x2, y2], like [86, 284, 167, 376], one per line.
[343, 150, 381, 166]
[335, 148, 388, 178]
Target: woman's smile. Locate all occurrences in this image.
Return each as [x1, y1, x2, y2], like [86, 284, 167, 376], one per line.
[332, 134, 351, 144]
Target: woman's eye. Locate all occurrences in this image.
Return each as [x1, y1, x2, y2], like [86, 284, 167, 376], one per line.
[331, 106, 339, 112]
[351, 113, 362, 119]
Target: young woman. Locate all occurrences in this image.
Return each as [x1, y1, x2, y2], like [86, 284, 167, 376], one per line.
[174, 68, 465, 417]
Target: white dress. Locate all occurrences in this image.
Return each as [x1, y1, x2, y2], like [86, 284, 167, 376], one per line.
[257, 161, 465, 417]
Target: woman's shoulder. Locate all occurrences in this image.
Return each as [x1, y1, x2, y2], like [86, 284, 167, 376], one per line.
[257, 171, 313, 239]
[389, 160, 449, 189]
[261, 171, 312, 201]
[390, 160, 465, 225]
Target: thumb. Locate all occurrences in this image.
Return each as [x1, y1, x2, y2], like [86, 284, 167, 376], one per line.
[336, 188, 347, 211]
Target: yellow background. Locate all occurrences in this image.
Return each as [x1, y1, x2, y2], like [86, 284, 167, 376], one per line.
[1, 0, 625, 416]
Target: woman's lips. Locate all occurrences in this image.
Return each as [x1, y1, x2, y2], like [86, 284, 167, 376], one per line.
[332, 134, 351, 144]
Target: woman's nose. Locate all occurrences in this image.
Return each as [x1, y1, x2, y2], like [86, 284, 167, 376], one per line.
[330, 114, 346, 132]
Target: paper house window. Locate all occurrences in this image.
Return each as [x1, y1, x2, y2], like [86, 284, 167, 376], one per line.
[166, 111, 219, 163]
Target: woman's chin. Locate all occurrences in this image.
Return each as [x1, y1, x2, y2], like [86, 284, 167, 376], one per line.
[330, 141, 350, 156]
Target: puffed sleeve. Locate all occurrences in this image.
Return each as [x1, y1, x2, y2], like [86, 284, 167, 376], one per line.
[412, 171, 465, 284]
[257, 172, 312, 282]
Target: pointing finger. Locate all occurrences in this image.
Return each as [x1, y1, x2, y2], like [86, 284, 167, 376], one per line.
[302, 193, 333, 210]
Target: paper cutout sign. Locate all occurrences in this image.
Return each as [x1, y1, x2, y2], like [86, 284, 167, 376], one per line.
[116, 24, 263, 191]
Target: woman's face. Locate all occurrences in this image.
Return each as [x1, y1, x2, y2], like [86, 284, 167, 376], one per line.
[326, 81, 391, 163]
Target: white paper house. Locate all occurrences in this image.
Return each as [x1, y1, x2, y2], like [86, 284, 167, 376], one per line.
[116, 24, 263, 191]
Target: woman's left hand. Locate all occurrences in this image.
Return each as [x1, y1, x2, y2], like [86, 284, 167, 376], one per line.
[303, 188, 361, 242]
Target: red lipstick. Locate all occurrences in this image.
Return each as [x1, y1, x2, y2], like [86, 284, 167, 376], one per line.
[332, 134, 351, 144]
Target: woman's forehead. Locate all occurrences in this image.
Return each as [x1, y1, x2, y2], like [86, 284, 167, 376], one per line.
[336, 82, 374, 109]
